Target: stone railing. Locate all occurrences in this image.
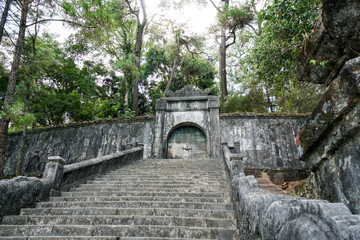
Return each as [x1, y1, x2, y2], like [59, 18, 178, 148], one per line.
[61, 146, 143, 190]
[223, 145, 360, 240]
[0, 146, 143, 222]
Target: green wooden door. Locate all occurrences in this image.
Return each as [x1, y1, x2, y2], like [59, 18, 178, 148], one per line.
[167, 126, 207, 159]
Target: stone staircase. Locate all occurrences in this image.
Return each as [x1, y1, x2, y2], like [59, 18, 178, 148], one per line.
[0, 158, 239, 239]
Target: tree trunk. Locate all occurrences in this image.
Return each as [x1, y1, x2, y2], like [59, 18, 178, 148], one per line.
[164, 31, 181, 97]
[132, 0, 147, 116]
[17, 26, 38, 176]
[219, 0, 229, 111]
[0, 0, 12, 44]
[164, 54, 178, 97]
[219, 27, 227, 110]
[16, 82, 29, 176]
[0, 0, 30, 179]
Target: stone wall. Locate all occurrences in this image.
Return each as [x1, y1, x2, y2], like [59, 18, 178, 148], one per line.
[4, 113, 307, 178]
[220, 114, 307, 170]
[5, 117, 155, 177]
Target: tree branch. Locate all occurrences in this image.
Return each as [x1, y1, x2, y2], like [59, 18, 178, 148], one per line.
[208, 0, 219, 11]
[246, 23, 259, 35]
[124, 0, 138, 16]
[225, 27, 236, 48]
[26, 18, 94, 28]
[3, 28, 16, 46]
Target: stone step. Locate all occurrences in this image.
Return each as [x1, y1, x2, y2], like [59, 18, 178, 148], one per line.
[20, 207, 235, 219]
[49, 196, 230, 203]
[36, 201, 233, 211]
[96, 177, 227, 182]
[105, 171, 225, 175]
[60, 191, 228, 198]
[0, 237, 216, 240]
[87, 179, 227, 184]
[2, 215, 236, 228]
[75, 183, 226, 189]
[69, 187, 229, 193]
[0, 225, 239, 239]
[110, 169, 224, 173]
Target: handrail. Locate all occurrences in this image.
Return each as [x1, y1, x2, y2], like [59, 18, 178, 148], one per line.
[63, 147, 143, 173]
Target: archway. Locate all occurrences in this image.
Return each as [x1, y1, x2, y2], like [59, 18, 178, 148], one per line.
[167, 125, 207, 159]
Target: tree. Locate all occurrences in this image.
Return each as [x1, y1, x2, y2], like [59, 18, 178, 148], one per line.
[0, 0, 13, 44]
[0, 0, 33, 179]
[143, 34, 217, 113]
[61, 0, 148, 115]
[210, 0, 253, 109]
[225, 0, 325, 113]
[125, 0, 147, 116]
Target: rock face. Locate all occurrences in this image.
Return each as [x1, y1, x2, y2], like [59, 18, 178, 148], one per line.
[297, 0, 360, 85]
[297, 0, 360, 214]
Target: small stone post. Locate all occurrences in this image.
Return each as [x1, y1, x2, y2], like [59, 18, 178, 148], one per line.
[42, 156, 65, 191]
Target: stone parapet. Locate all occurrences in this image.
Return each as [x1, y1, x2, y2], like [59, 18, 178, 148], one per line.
[61, 146, 143, 190]
[0, 147, 143, 223]
[223, 146, 360, 239]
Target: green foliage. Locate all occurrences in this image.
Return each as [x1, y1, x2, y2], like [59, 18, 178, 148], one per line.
[225, 88, 268, 113]
[218, 4, 253, 29]
[250, 0, 321, 87]
[232, 0, 324, 113]
[0, 64, 9, 109]
[1, 100, 36, 132]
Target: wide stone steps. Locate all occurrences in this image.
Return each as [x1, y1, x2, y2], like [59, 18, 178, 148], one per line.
[2, 215, 236, 228]
[20, 207, 235, 219]
[48, 196, 230, 203]
[36, 201, 233, 211]
[0, 225, 238, 238]
[60, 191, 228, 198]
[0, 158, 238, 239]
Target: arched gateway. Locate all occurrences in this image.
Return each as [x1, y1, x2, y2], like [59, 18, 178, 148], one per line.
[167, 125, 207, 159]
[152, 85, 220, 159]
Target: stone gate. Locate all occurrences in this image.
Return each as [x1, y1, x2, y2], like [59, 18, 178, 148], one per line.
[152, 86, 220, 159]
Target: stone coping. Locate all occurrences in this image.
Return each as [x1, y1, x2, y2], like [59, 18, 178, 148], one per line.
[8, 116, 155, 137]
[220, 113, 310, 119]
[63, 147, 143, 173]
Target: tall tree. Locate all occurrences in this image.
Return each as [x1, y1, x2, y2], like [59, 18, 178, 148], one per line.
[0, 0, 33, 179]
[210, 0, 253, 109]
[125, 0, 147, 116]
[0, 0, 12, 44]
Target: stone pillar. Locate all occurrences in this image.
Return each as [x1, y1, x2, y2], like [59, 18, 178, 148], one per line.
[152, 99, 166, 158]
[42, 156, 65, 190]
[209, 97, 220, 157]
